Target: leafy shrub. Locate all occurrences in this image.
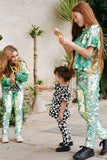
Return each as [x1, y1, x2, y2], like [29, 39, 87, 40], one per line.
[100, 60, 107, 99]
[0, 97, 32, 126]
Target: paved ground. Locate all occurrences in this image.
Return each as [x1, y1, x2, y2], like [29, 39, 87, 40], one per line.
[0, 100, 107, 160]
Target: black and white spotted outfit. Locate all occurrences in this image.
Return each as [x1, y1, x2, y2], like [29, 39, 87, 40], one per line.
[49, 83, 72, 146]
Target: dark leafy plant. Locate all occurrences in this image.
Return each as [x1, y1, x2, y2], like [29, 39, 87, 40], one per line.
[103, 34, 107, 60]
[57, 0, 81, 21]
[0, 35, 3, 40]
[99, 60, 107, 99]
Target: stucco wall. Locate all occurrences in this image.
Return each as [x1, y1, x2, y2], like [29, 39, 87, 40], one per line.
[0, 0, 77, 102]
[0, 0, 71, 83]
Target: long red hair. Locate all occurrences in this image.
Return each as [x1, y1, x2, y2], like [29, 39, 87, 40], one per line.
[71, 1, 104, 75]
[0, 45, 20, 79]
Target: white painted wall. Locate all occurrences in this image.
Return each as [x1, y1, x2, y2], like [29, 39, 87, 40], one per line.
[0, 0, 71, 84]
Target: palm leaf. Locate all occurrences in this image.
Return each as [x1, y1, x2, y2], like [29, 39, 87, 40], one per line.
[103, 34, 107, 60]
[37, 30, 43, 36]
[57, 0, 82, 21]
[61, 50, 72, 65]
[28, 25, 43, 39]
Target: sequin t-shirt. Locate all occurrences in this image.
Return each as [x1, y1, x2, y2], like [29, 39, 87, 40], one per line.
[73, 25, 100, 74]
[49, 83, 71, 120]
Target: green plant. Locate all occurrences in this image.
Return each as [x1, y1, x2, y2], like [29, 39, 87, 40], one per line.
[61, 50, 72, 66]
[28, 25, 43, 111]
[0, 50, 2, 59]
[57, 0, 81, 21]
[0, 35, 3, 41]
[0, 98, 32, 126]
[28, 79, 43, 97]
[99, 59, 107, 99]
[103, 34, 107, 60]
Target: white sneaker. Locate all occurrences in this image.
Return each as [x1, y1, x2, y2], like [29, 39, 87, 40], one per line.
[2, 135, 9, 143]
[16, 134, 23, 143]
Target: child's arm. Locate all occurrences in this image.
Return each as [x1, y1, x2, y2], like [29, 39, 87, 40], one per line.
[58, 101, 67, 121]
[36, 84, 54, 90]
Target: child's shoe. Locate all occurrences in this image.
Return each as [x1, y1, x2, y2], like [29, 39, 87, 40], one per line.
[59, 141, 73, 146]
[16, 134, 23, 143]
[2, 135, 9, 143]
[56, 146, 70, 152]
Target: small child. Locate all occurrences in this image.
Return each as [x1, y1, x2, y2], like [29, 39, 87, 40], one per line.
[36, 66, 73, 152]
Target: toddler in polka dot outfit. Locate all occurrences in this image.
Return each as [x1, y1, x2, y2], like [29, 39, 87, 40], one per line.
[36, 66, 73, 152]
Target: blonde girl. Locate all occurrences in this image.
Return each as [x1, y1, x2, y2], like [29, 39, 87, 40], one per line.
[0, 45, 29, 143]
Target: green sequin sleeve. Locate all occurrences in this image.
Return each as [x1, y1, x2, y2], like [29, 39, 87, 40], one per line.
[85, 25, 100, 50]
[15, 61, 29, 83]
[1, 77, 13, 87]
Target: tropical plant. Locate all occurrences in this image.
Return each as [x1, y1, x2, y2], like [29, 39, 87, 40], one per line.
[28, 25, 43, 111]
[61, 51, 72, 66]
[56, 0, 81, 21]
[0, 35, 3, 40]
[103, 34, 107, 60]
[99, 59, 107, 99]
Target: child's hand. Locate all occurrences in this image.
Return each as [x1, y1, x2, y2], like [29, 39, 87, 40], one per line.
[35, 85, 41, 89]
[58, 112, 63, 121]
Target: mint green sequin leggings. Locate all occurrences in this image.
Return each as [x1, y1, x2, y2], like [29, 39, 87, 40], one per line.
[2, 89, 24, 135]
[76, 72, 107, 149]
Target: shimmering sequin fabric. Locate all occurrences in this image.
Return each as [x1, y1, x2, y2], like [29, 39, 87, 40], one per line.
[73, 25, 107, 148]
[1, 61, 29, 135]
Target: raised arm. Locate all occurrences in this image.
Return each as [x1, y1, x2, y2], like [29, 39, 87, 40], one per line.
[54, 28, 94, 58]
[36, 85, 54, 90]
[59, 37, 94, 58]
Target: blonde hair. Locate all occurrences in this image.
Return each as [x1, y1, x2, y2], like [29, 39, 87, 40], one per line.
[0, 45, 20, 79]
